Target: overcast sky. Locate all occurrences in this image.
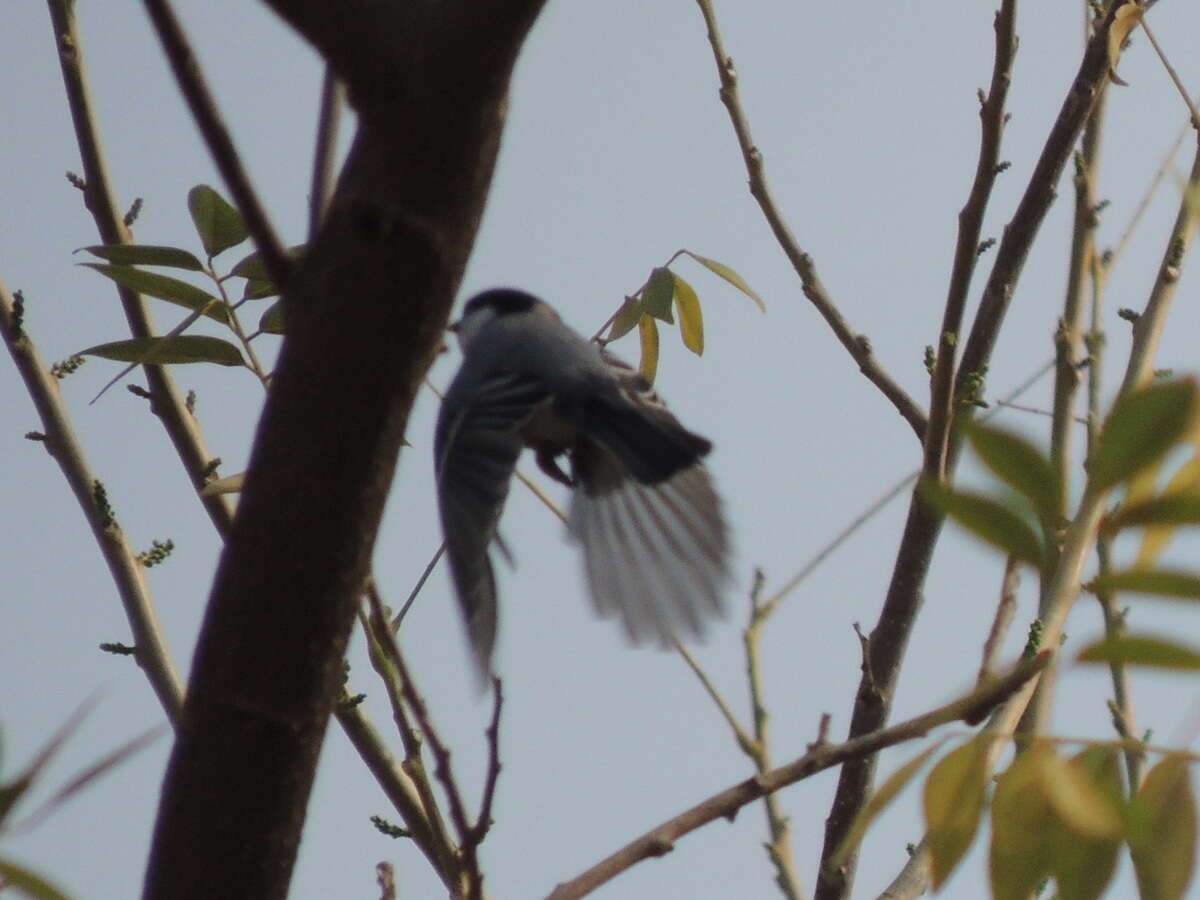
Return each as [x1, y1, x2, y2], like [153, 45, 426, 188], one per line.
[3, 2, 1200, 898]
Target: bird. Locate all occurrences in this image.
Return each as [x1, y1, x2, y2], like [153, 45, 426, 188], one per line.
[434, 287, 730, 678]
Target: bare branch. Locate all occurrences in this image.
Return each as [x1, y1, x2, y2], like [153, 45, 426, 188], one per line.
[692, 0, 927, 440]
[333, 701, 453, 886]
[545, 653, 1050, 900]
[978, 557, 1019, 685]
[1119, 131, 1200, 394]
[926, 1, 1018, 480]
[1, 281, 184, 721]
[140, 0, 291, 285]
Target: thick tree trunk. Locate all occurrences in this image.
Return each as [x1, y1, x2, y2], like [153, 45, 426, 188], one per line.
[143, 3, 547, 897]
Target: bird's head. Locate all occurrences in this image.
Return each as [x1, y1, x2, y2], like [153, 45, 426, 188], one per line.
[449, 288, 558, 351]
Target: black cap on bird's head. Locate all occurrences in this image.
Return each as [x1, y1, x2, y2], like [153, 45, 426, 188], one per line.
[461, 288, 541, 318]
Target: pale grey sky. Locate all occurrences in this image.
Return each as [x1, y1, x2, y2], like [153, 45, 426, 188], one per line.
[4, 2, 1200, 898]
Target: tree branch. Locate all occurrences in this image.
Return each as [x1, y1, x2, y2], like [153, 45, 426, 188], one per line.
[545, 653, 1050, 900]
[925, 1, 1016, 480]
[0, 281, 184, 722]
[141, 0, 291, 286]
[692, 0, 927, 441]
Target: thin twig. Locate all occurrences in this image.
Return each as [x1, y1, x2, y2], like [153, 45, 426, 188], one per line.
[1049, 56, 1106, 559]
[1107, 116, 1190, 271]
[333, 701, 453, 886]
[674, 639, 756, 756]
[1140, 16, 1200, 129]
[140, 0, 291, 287]
[926, 0, 1018, 480]
[1086, 218, 1144, 792]
[545, 652, 1051, 900]
[392, 543, 447, 630]
[743, 572, 805, 900]
[309, 68, 343, 239]
[0, 281, 184, 722]
[978, 557, 1019, 684]
[1119, 131, 1200, 394]
[360, 599, 460, 885]
[471, 677, 505, 846]
[366, 584, 486, 899]
[692, 0, 927, 441]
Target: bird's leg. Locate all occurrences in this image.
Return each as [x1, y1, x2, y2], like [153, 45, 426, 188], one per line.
[535, 446, 576, 487]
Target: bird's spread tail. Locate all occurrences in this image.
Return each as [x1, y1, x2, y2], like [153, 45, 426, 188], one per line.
[568, 461, 729, 645]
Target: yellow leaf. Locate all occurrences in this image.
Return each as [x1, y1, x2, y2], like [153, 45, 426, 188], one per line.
[1047, 747, 1123, 900]
[924, 735, 989, 889]
[672, 272, 704, 355]
[684, 251, 766, 311]
[638, 315, 659, 384]
[830, 738, 948, 870]
[1108, 3, 1144, 86]
[991, 744, 1054, 900]
[1136, 452, 1200, 568]
[1130, 755, 1197, 900]
[1038, 751, 1123, 840]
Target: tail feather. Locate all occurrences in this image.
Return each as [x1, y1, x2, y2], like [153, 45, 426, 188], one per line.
[567, 448, 730, 646]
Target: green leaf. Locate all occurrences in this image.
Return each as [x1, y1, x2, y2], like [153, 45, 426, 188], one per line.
[1091, 568, 1200, 600]
[1077, 634, 1200, 670]
[1130, 755, 1196, 900]
[188, 184, 249, 257]
[672, 272, 704, 355]
[78, 244, 204, 271]
[258, 301, 285, 335]
[229, 249, 271, 281]
[241, 279, 278, 301]
[637, 315, 659, 384]
[82, 336, 246, 367]
[79, 264, 229, 324]
[1107, 493, 1200, 531]
[924, 735, 989, 889]
[606, 297, 644, 342]
[966, 423, 1061, 524]
[1049, 746, 1123, 900]
[1089, 379, 1197, 491]
[229, 243, 304, 284]
[0, 859, 71, 900]
[920, 479, 1044, 567]
[991, 745, 1054, 900]
[684, 251, 766, 311]
[832, 738, 948, 869]
[641, 267, 675, 323]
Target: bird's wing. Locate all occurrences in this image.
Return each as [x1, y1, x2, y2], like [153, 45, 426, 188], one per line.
[567, 443, 729, 646]
[435, 371, 548, 678]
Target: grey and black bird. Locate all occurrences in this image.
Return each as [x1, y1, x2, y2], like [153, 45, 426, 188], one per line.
[435, 288, 730, 677]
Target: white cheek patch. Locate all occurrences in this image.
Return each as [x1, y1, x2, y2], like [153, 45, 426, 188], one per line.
[454, 307, 496, 352]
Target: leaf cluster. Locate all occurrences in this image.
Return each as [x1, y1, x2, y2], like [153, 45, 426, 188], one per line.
[603, 250, 763, 383]
[76, 185, 298, 375]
